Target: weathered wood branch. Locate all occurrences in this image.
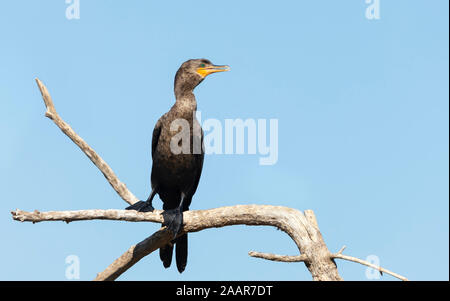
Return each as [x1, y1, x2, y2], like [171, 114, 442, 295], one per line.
[11, 206, 408, 281]
[94, 228, 172, 281]
[331, 253, 408, 281]
[11, 206, 343, 280]
[11, 78, 409, 281]
[248, 245, 408, 281]
[35, 78, 139, 206]
[11, 208, 164, 224]
[248, 251, 308, 262]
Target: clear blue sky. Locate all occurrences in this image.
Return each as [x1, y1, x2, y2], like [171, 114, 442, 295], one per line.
[1, 1, 448, 281]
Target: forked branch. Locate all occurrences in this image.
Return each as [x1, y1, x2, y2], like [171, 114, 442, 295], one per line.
[11, 206, 343, 281]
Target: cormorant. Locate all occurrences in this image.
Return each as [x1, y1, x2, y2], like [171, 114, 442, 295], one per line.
[126, 59, 230, 273]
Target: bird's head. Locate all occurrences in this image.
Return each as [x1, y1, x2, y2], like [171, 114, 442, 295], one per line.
[174, 59, 230, 97]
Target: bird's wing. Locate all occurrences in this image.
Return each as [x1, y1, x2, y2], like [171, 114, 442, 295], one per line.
[193, 151, 204, 191]
[187, 129, 205, 202]
[151, 117, 163, 158]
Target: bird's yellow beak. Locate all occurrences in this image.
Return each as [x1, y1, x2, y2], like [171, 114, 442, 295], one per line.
[196, 65, 230, 78]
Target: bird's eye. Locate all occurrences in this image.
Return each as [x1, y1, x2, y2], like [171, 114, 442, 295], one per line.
[200, 64, 205, 68]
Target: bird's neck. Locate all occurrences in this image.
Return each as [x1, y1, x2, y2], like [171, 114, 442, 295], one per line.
[174, 91, 197, 114]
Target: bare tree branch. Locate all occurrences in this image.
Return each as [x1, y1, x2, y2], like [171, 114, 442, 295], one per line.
[11, 206, 409, 281]
[11, 206, 343, 281]
[248, 251, 308, 262]
[11, 208, 163, 224]
[94, 228, 173, 281]
[35, 78, 139, 206]
[248, 244, 409, 281]
[331, 252, 408, 281]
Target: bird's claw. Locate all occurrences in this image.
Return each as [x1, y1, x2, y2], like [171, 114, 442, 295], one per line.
[125, 201, 155, 212]
[162, 209, 183, 238]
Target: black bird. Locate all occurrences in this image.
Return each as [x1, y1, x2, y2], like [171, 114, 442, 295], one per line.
[126, 59, 230, 273]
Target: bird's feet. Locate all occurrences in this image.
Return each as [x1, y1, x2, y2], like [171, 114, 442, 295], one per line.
[125, 201, 155, 212]
[162, 209, 183, 238]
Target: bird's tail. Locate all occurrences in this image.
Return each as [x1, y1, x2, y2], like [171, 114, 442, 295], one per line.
[159, 244, 173, 269]
[175, 233, 188, 273]
[159, 234, 188, 273]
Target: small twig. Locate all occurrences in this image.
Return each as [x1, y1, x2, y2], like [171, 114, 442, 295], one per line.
[331, 252, 408, 281]
[248, 251, 308, 263]
[337, 245, 346, 255]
